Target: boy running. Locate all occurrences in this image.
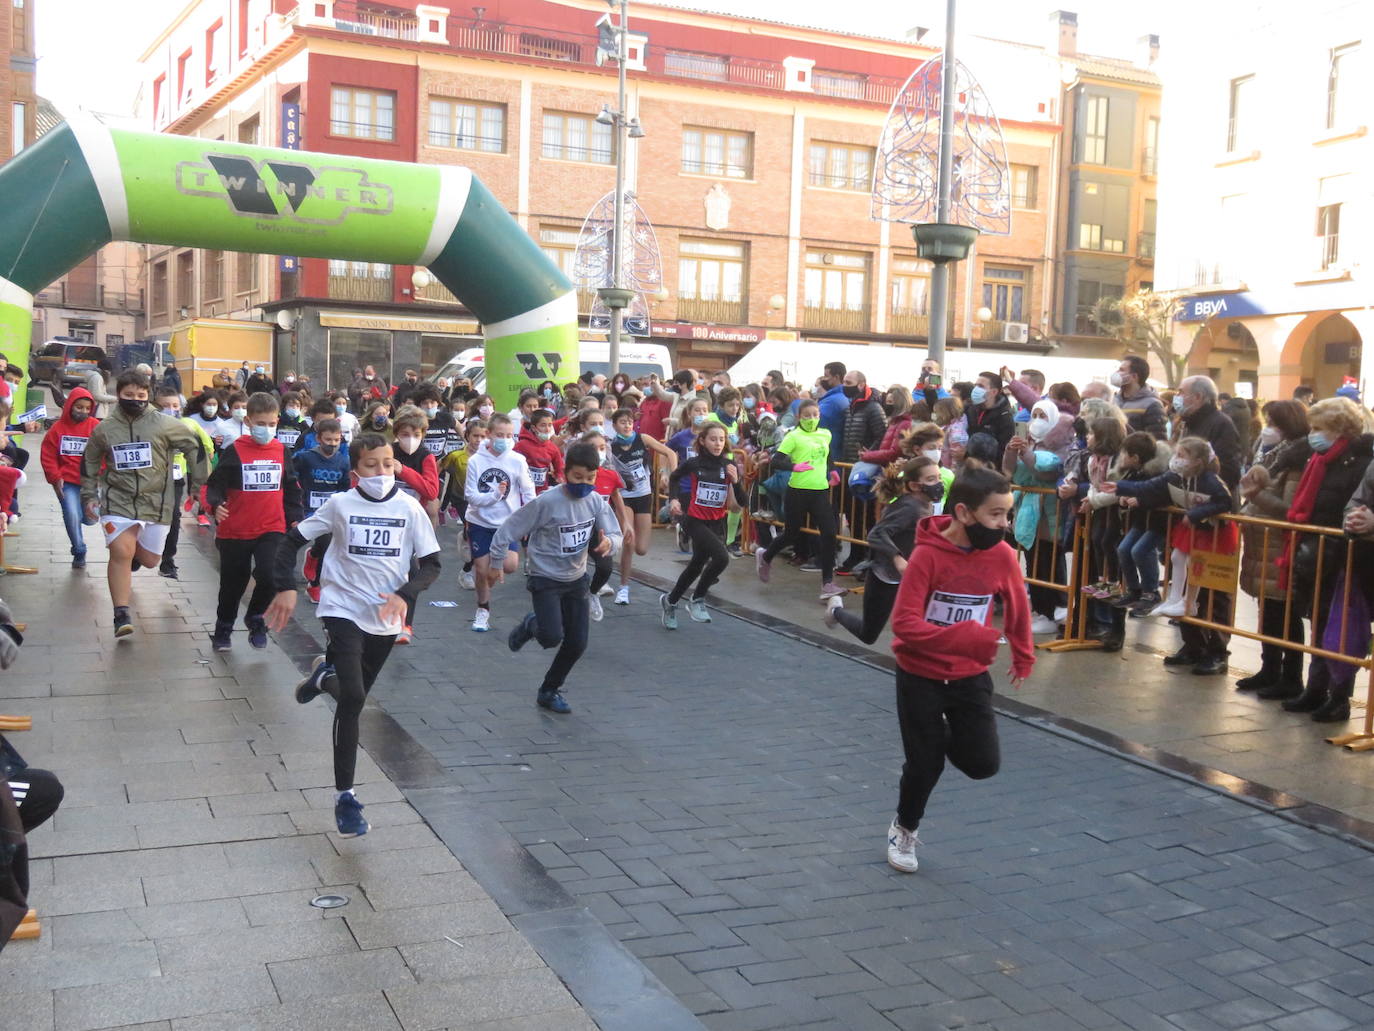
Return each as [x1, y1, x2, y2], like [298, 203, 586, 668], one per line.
[153, 384, 214, 580]
[205, 392, 303, 651]
[515, 408, 564, 495]
[496, 442, 622, 714]
[293, 418, 350, 603]
[464, 413, 535, 632]
[885, 468, 1034, 873]
[441, 419, 485, 590]
[40, 386, 98, 569]
[81, 370, 209, 638]
[266, 433, 441, 837]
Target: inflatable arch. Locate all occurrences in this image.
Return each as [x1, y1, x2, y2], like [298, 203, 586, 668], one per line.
[0, 117, 577, 405]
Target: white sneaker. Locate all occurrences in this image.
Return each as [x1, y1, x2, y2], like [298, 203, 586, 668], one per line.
[596, 584, 614, 597]
[886, 819, 920, 873]
[1053, 606, 1068, 623]
[1151, 598, 1187, 618]
[688, 599, 711, 623]
[1029, 614, 1058, 635]
[823, 596, 844, 628]
[471, 608, 490, 632]
[615, 585, 630, 606]
[589, 595, 604, 622]
[460, 570, 476, 590]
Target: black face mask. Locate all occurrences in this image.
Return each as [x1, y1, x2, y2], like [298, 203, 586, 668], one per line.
[842, 384, 861, 400]
[71, 411, 90, 424]
[318, 444, 338, 457]
[119, 398, 148, 418]
[962, 517, 1003, 550]
[920, 482, 944, 503]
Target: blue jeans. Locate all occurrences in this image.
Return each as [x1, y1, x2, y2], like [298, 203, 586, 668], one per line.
[1117, 526, 1163, 593]
[58, 482, 94, 558]
[526, 574, 590, 693]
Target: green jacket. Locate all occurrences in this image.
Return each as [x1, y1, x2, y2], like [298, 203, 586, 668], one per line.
[81, 407, 209, 524]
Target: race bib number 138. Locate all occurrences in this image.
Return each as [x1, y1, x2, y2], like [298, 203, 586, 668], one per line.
[111, 441, 153, 470]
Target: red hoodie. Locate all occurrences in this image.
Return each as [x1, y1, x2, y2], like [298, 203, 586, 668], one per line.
[514, 424, 565, 494]
[40, 387, 99, 487]
[890, 515, 1035, 682]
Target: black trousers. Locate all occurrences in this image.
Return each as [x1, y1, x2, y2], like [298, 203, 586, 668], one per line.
[526, 573, 591, 692]
[589, 529, 614, 594]
[895, 669, 1000, 831]
[161, 479, 184, 571]
[1258, 596, 1306, 683]
[9, 768, 63, 833]
[763, 486, 836, 581]
[834, 576, 899, 644]
[1179, 588, 1232, 659]
[669, 516, 729, 603]
[321, 616, 396, 791]
[216, 533, 285, 627]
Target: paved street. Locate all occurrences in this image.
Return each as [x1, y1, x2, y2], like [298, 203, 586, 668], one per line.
[3, 494, 1374, 1030]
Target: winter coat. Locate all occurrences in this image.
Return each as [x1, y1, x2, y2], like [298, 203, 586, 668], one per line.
[1116, 386, 1168, 440]
[840, 390, 886, 463]
[40, 387, 98, 487]
[81, 368, 116, 419]
[80, 403, 209, 524]
[859, 412, 913, 466]
[1110, 439, 1172, 538]
[968, 394, 1015, 463]
[1181, 401, 1242, 494]
[1239, 436, 1311, 599]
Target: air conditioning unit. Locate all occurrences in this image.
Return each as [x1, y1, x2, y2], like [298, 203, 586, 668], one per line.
[1002, 322, 1029, 344]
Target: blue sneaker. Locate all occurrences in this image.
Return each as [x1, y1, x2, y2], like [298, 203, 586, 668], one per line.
[334, 793, 369, 837]
[508, 612, 535, 653]
[537, 690, 572, 714]
[295, 655, 333, 704]
[659, 593, 677, 630]
[247, 618, 269, 649]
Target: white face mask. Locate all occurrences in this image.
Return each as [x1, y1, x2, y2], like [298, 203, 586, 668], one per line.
[1028, 417, 1051, 440]
[203, 404, 218, 418]
[356, 474, 395, 498]
[284, 408, 300, 420]
[396, 436, 422, 454]
[231, 408, 246, 420]
[1109, 371, 1124, 389]
[1259, 425, 1281, 448]
[1169, 456, 1195, 476]
[921, 447, 942, 463]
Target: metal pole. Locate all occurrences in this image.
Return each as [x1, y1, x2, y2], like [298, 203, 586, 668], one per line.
[926, 0, 958, 368]
[608, 0, 629, 379]
[964, 234, 976, 349]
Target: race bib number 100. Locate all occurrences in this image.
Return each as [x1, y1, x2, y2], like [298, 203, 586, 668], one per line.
[111, 441, 153, 470]
[924, 590, 992, 628]
[347, 515, 405, 557]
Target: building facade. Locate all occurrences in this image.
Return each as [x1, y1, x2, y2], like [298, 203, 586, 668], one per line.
[1156, 0, 1373, 401]
[0, 0, 35, 160]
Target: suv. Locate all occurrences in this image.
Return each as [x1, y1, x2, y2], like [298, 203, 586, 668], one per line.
[30, 339, 107, 387]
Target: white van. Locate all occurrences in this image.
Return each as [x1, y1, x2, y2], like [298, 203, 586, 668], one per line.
[429, 340, 672, 392]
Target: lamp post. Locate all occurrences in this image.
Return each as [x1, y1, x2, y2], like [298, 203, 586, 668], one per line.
[594, 0, 643, 378]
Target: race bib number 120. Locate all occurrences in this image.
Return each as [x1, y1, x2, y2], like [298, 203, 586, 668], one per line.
[924, 590, 992, 628]
[347, 515, 405, 557]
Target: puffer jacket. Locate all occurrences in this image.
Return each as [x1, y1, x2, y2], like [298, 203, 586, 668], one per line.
[1239, 436, 1311, 599]
[859, 412, 913, 466]
[840, 390, 887, 463]
[80, 404, 209, 523]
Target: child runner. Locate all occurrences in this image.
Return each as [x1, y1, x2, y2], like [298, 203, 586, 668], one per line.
[442, 419, 486, 589]
[80, 370, 208, 638]
[266, 433, 441, 837]
[824, 457, 943, 643]
[293, 418, 350, 603]
[662, 421, 742, 628]
[153, 384, 214, 580]
[464, 413, 535, 632]
[205, 392, 304, 651]
[580, 430, 633, 621]
[494, 442, 623, 713]
[39, 387, 98, 569]
[667, 398, 710, 553]
[515, 408, 564, 495]
[329, 392, 360, 443]
[755, 398, 844, 599]
[219, 392, 249, 449]
[276, 392, 308, 452]
[886, 467, 1034, 872]
[609, 408, 677, 605]
[392, 406, 441, 642]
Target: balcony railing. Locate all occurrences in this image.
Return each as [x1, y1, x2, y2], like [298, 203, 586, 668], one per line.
[1138, 232, 1156, 260]
[979, 319, 1008, 342]
[416, 280, 461, 305]
[888, 309, 930, 336]
[1142, 147, 1158, 176]
[32, 283, 144, 311]
[1319, 232, 1340, 271]
[677, 297, 746, 324]
[329, 271, 393, 302]
[803, 304, 871, 333]
[287, 1, 418, 42]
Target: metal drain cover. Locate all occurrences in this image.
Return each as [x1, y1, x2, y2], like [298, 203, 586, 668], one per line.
[310, 893, 349, 909]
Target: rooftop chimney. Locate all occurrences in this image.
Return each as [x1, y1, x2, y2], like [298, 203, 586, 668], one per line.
[1049, 10, 1077, 57]
[1137, 33, 1160, 66]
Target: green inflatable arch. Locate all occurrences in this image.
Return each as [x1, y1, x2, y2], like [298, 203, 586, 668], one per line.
[0, 116, 577, 405]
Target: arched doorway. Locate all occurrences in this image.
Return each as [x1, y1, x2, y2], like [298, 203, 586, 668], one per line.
[1281, 312, 1362, 400]
[1188, 318, 1259, 396]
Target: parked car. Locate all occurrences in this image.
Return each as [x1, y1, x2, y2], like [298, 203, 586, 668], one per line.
[429, 341, 672, 394]
[29, 338, 107, 387]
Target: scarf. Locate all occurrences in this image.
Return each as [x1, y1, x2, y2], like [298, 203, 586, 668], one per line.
[1277, 435, 1350, 588]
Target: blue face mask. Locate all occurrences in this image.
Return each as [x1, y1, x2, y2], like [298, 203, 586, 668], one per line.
[565, 482, 596, 499]
[615, 431, 635, 444]
[1172, 394, 1185, 412]
[743, 396, 756, 410]
[1308, 431, 1334, 453]
[970, 386, 987, 405]
[249, 424, 274, 445]
[491, 437, 512, 454]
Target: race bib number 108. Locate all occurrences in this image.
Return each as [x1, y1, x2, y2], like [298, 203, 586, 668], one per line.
[241, 461, 282, 492]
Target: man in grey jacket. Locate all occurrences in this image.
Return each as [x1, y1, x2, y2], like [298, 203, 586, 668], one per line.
[82, 358, 117, 419]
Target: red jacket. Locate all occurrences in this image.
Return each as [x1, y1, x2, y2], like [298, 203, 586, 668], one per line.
[394, 447, 440, 503]
[206, 437, 303, 540]
[40, 387, 99, 486]
[515, 424, 565, 493]
[891, 515, 1035, 682]
[637, 396, 671, 441]
[860, 412, 913, 466]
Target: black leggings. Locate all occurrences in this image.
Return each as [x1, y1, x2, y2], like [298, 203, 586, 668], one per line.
[763, 486, 836, 581]
[161, 479, 184, 571]
[320, 616, 396, 791]
[216, 533, 284, 627]
[589, 529, 614, 594]
[895, 669, 1000, 831]
[8, 768, 63, 832]
[834, 576, 899, 644]
[669, 516, 729, 603]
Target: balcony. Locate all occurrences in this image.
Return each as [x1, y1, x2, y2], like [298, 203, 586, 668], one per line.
[32, 283, 144, 311]
[328, 270, 393, 302]
[677, 297, 746, 324]
[888, 309, 930, 336]
[287, 1, 418, 42]
[1138, 232, 1156, 260]
[803, 304, 871, 333]
[1142, 147, 1158, 176]
[415, 279, 461, 305]
[1319, 232, 1340, 271]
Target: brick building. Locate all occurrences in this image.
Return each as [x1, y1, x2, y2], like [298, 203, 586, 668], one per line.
[2, 0, 36, 160]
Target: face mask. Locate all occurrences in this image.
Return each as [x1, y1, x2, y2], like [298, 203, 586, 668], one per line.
[119, 398, 148, 417]
[711, 383, 722, 396]
[491, 437, 512, 454]
[161, 407, 180, 418]
[372, 414, 387, 428]
[250, 424, 274, 445]
[692, 414, 707, 427]
[255, 366, 265, 375]
[536, 430, 553, 441]
[285, 408, 300, 420]
[565, 482, 596, 499]
[1308, 431, 1334, 453]
[586, 423, 604, 435]
[423, 406, 439, 419]
[1028, 417, 1051, 440]
[800, 417, 819, 432]
[231, 408, 247, 421]
[356, 474, 394, 498]
[961, 515, 1004, 550]
[1169, 456, 1196, 475]
[600, 449, 613, 466]
[318, 443, 338, 457]
[479, 405, 494, 418]
[203, 404, 219, 418]
[541, 388, 554, 399]
[743, 396, 756, 410]
[1172, 394, 1185, 412]
[452, 409, 466, 420]
[842, 384, 861, 400]
[303, 415, 313, 426]
[921, 447, 942, 463]
[335, 404, 347, 415]
[397, 436, 421, 454]
[970, 386, 988, 405]
[1259, 426, 1281, 448]
[920, 482, 945, 503]
[615, 431, 635, 444]
[365, 374, 375, 381]
[72, 411, 90, 423]
[1109, 371, 1124, 388]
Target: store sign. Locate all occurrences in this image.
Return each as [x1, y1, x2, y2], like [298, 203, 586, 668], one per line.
[651, 322, 797, 345]
[1176, 292, 1267, 322]
[319, 312, 480, 334]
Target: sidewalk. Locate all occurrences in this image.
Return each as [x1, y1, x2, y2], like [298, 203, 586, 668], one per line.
[0, 494, 599, 1030]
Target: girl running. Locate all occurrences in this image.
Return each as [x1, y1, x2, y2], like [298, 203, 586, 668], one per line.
[581, 430, 633, 621]
[608, 408, 677, 605]
[662, 422, 742, 628]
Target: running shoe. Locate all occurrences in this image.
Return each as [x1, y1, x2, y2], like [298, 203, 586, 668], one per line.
[615, 585, 630, 606]
[800, 560, 822, 573]
[688, 599, 711, 623]
[210, 623, 232, 651]
[396, 625, 413, 645]
[246, 618, 269, 649]
[508, 613, 535, 652]
[460, 570, 476, 590]
[596, 584, 614, 597]
[1053, 606, 1068, 623]
[537, 689, 572, 714]
[659, 593, 677, 630]
[755, 549, 771, 583]
[1029, 614, 1058, 635]
[472, 608, 491, 632]
[726, 543, 743, 558]
[113, 610, 135, 639]
[334, 793, 369, 837]
[1151, 598, 1188, 618]
[589, 595, 604, 622]
[295, 655, 333, 704]
[307, 584, 322, 604]
[303, 550, 319, 585]
[72, 554, 86, 570]
[886, 819, 920, 873]
[818, 582, 846, 600]
[196, 513, 211, 528]
[823, 596, 844, 628]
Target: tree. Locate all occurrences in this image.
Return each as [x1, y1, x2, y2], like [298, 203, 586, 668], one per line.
[1090, 289, 1189, 389]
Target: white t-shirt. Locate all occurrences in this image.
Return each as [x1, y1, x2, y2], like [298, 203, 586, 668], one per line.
[294, 487, 440, 635]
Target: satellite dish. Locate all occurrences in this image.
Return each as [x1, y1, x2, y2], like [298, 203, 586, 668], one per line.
[274, 310, 296, 331]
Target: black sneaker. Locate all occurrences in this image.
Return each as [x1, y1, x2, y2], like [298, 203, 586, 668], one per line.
[295, 655, 333, 704]
[1127, 591, 1161, 618]
[158, 565, 178, 580]
[113, 610, 135, 639]
[537, 689, 572, 714]
[1163, 647, 1200, 667]
[508, 613, 535, 653]
[72, 554, 86, 570]
[246, 618, 268, 649]
[1109, 589, 1142, 609]
[210, 623, 233, 652]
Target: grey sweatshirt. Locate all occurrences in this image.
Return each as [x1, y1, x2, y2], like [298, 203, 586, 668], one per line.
[489, 485, 623, 582]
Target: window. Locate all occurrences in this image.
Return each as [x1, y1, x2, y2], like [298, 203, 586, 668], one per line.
[682, 127, 753, 179]
[664, 51, 727, 82]
[813, 70, 866, 100]
[803, 249, 870, 331]
[105, 333, 124, 349]
[1227, 75, 1253, 153]
[1079, 223, 1102, 250]
[176, 48, 192, 101]
[678, 238, 747, 322]
[889, 256, 930, 335]
[538, 226, 593, 311]
[175, 251, 194, 312]
[1082, 94, 1108, 164]
[983, 266, 1027, 322]
[10, 102, 24, 156]
[237, 0, 251, 57]
[1075, 279, 1123, 335]
[1140, 198, 1157, 259]
[541, 111, 613, 164]
[1011, 164, 1038, 208]
[235, 251, 257, 295]
[330, 86, 395, 141]
[151, 260, 168, 317]
[1317, 203, 1341, 269]
[237, 115, 259, 145]
[1327, 43, 1359, 129]
[202, 251, 224, 302]
[205, 20, 223, 86]
[808, 142, 874, 191]
[152, 75, 166, 123]
[1143, 117, 1159, 175]
[429, 99, 505, 152]
[327, 260, 392, 302]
